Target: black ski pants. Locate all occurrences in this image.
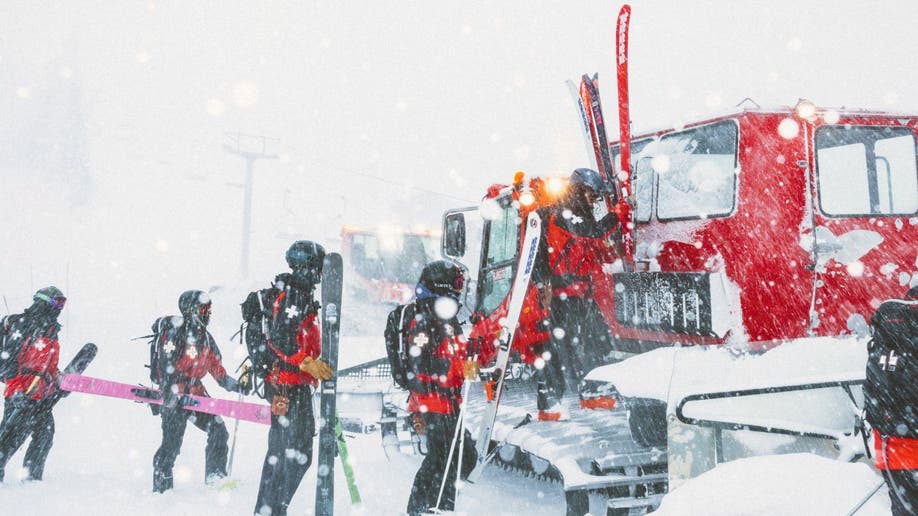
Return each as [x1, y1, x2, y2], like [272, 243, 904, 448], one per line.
[255, 384, 315, 516]
[530, 340, 567, 409]
[549, 295, 614, 390]
[152, 404, 229, 492]
[0, 397, 55, 482]
[406, 411, 477, 516]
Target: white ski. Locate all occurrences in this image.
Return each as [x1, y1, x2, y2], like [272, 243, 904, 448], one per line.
[468, 211, 542, 483]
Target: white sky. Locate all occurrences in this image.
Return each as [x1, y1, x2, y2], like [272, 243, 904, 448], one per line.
[1, 0, 917, 344]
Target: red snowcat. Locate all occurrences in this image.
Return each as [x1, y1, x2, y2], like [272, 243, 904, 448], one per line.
[441, 100, 918, 514]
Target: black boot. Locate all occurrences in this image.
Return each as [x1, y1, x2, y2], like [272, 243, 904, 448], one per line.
[153, 469, 173, 493]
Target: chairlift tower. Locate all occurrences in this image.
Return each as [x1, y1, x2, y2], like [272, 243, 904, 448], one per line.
[223, 132, 279, 278]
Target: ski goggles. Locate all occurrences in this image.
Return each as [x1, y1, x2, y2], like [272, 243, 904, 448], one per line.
[36, 293, 67, 309]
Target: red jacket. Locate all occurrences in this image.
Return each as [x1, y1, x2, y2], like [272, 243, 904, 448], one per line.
[542, 211, 620, 298]
[4, 329, 60, 401]
[266, 309, 322, 388]
[406, 301, 468, 414]
[169, 343, 228, 397]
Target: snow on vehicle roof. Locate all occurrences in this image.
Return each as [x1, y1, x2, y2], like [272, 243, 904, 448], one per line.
[584, 336, 866, 403]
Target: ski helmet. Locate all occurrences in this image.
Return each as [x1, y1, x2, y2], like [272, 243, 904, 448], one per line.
[33, 286, 66, 310]
[286, 240, 325, 283]
[568, 167, 611, 216]
[569, 168, 608, 196]
[418, 260, 465, 299]
[178, 290, 212, 326]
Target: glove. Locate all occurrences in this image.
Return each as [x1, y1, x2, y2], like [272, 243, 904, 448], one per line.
[411, 412, 426, 435]
[538, 284, 553, 308]
[462, 360, 480, 380]
[299, 357, 333, 381]
[238, 369, 253, 395]
[219, 375, 252, 395]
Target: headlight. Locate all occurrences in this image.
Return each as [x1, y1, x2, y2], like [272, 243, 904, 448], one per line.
[578, 379, 620, 410]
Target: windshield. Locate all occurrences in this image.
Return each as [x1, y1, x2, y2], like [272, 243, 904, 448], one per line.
[476, 198, 520, 316]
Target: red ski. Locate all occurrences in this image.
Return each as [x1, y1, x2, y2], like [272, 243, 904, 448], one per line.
[615, 3, 635, 266]
[59, 373, 271, 425]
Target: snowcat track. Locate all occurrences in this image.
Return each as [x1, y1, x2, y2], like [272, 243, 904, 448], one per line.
[463, 379, 667, 515]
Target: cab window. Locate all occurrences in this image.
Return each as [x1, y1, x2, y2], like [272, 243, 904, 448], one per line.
[815, 125, 918, 216]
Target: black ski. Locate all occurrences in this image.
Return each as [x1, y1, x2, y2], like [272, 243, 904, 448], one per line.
[581, 74, 617, 202]
[315, 252, 343, 516]
[0, 343, 97, 445]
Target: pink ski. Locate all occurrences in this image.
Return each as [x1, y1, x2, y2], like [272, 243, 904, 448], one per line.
[59, 373, 271, 425]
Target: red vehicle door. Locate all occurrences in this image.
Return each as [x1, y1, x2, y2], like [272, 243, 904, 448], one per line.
[808, 116, 918, 336]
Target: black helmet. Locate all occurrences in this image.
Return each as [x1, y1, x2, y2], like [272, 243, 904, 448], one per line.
[569, 168, 607, 195]
[286, 240, 325, 272]
[178, 290, 212, 326]
[418, 260, 464, 299]
[34, 286, 66, 309]
[29, 286, 66, 319]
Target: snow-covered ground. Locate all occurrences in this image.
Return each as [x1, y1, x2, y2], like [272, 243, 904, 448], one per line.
[0, 308, 567, 516]
[1, 330, 896, 515]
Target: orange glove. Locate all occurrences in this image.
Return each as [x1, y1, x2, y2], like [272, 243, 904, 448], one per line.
[299, 356, 333, 381]
[462, 360, 480, 380]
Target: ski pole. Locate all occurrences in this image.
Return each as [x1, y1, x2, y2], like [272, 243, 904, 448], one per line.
[440, 340, 481, 508]
[435, 382, 469, 511]
[226, 364, 250, 476]
[845, 480, 885, 516]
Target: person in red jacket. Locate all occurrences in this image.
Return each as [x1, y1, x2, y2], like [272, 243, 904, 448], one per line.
[405, 260, 480, 516]
[151, 289, 249, 493]
[0, 286, 67, 482]
[864, 283, 918, 515]
[533, 168, 622, 419]
[251, 240, 333, 516]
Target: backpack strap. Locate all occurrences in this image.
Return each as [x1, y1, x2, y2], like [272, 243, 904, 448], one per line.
[397, 304, 410, 357]
[257, 290, 271, 341]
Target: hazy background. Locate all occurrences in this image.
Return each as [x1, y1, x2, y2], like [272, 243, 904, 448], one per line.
[2, 0, 916, 348]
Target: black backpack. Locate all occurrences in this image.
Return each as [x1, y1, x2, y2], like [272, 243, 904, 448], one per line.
[0, 315, 24, 381]
[864, 298, 918, 437]
[241, 286, 319, 382]
[147, 316, 181, 386]
[384, 303, 416, 390]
